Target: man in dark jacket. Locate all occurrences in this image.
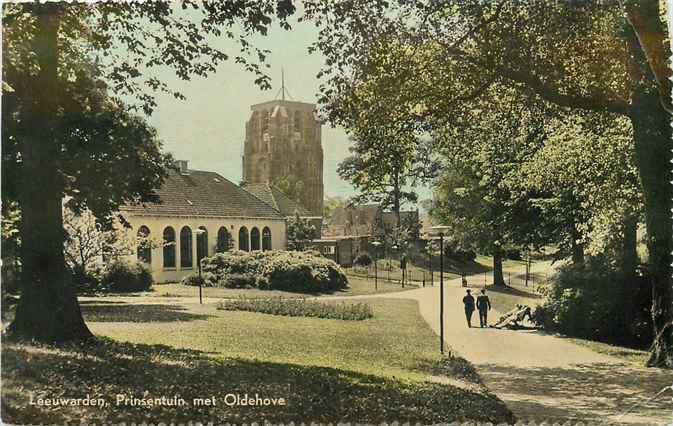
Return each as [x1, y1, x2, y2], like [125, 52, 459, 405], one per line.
[476, 288, 492, 327]
[462, 289, 476, 328]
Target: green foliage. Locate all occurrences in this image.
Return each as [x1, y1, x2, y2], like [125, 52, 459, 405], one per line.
[272, 175, 304, 206]
[217, 297, 373, 321]
[1, 201, 21, 260]
[196, 250, 348, 293]
[533, 258, 652, 347]
[180, 274, 206, 288]
[286, 213, 319, 251]
[100, 260, 153, 293]
[323, 195, 347, 223]
[353, 253, 373, 267]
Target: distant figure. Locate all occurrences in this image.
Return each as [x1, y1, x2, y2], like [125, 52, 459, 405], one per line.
[461, 274, 468, 287]
[462, 289, 476, 328]
[400, 254, 408, 285]
[476, 289, 492, 328]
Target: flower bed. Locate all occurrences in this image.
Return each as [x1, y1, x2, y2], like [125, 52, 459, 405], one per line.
[217, 297, 372, 320]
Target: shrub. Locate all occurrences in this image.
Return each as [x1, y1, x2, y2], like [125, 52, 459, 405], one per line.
[71, 264, 105, 292]
[532, 257, 652, 347]
[505, 249, 523, 260]
[454, 248, 477, 262]
[101, 260, 153, 292]
[353, 253, 373, 267]
[217, 297, 373, 320]
[219, 272, 258, 288]
[181, 274, 206, 287]
[196, 250, 348, 293]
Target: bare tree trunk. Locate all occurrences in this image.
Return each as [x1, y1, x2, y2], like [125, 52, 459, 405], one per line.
[392, 170, 401, 228]
[8, 4, 92, 342]
[492, 249, 506, 287]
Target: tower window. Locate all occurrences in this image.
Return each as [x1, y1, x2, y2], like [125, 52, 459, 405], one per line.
[294, 112, 302, 132]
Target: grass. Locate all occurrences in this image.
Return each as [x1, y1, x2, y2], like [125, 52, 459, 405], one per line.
[217, 297, 374, 320]
[2, 298, 515, 424]
[100, 274, 420, 300]
[482, 282, 543, 314]
[564, 338, 650, 366]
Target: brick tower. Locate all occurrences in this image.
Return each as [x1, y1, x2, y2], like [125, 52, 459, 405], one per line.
[242, 82, 324, 216]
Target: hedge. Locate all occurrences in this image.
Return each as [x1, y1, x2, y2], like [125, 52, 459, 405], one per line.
[183, 250, 348, 293]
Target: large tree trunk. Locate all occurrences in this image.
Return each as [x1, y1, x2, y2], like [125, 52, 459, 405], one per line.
[617, 215, 638, 345]
[627, 23, 673, 368]
[631, 90, 673, 368]
[492, 249, 506, 287]
[8, 5, 92, 342]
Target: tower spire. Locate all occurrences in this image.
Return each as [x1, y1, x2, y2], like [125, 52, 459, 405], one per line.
[281, 67, 286, 101]
[273, 68, 293, 101]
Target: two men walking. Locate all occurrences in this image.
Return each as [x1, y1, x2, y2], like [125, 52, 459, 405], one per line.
[462, 288, 491, 328]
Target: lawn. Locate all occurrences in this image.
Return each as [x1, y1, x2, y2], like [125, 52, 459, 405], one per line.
[563, 338, 650, 366]
[100, 274, 420, 300]
[2, 298, 515, 424]
[483, 282, 543, 314]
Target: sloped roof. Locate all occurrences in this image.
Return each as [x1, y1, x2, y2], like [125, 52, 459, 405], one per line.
[121, 169, 284, 219]
[242, 183, 312, 217]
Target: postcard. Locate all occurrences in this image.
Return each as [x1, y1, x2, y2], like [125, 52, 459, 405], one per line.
[2, 1, 672, 424]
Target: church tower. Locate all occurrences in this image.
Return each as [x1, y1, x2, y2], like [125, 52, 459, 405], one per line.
[241, 79, 324, 216]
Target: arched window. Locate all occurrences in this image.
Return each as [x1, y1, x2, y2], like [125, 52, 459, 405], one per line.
[294, 111, 302, 132]
[196, 226, 208, 265]
[163, 227, 176, 268]
[261, 110, 270, 133]
[217, 227, 231, 252]
[137, 226, 151, 264]
[262, 227, 272, 251]
[238, 227, 249, 251]
[180, 226, 193, 268]
[250, 227, 261, 251]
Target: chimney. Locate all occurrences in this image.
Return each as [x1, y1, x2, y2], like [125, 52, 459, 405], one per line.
[175, 160, 189, 175]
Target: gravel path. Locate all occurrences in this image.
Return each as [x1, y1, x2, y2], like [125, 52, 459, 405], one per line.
[349, 272, 673, 424]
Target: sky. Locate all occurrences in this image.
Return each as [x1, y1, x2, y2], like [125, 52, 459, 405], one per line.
[143, 15, 356, 199]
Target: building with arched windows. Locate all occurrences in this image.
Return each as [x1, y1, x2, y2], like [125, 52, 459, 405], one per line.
[120, 161, 287, 283]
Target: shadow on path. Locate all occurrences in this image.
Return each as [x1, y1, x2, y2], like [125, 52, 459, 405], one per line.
[478, 361, 673, 424]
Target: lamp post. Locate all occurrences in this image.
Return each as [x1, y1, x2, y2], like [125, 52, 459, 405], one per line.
[431, 225, 450, 354]
[427, 242, 433, 286]
[195, 228, 206, 304]
[391, 244, 398, 284]
[371, 240, 382, 291]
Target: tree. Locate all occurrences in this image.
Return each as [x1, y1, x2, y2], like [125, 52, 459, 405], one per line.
[304, 0, 672, 368]
[338, 135, 425, 227]
[323, 195, 347, 223]
[286, 213, 319, 251]
[2, 1, 296, 342]
[63, 205, 158, 282]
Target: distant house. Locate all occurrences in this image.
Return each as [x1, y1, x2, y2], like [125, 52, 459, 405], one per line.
[325, 204, 420, 238]
[120, 161, 287, 283]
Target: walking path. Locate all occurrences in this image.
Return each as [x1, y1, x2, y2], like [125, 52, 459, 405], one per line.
[348, 270, 673, 424]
